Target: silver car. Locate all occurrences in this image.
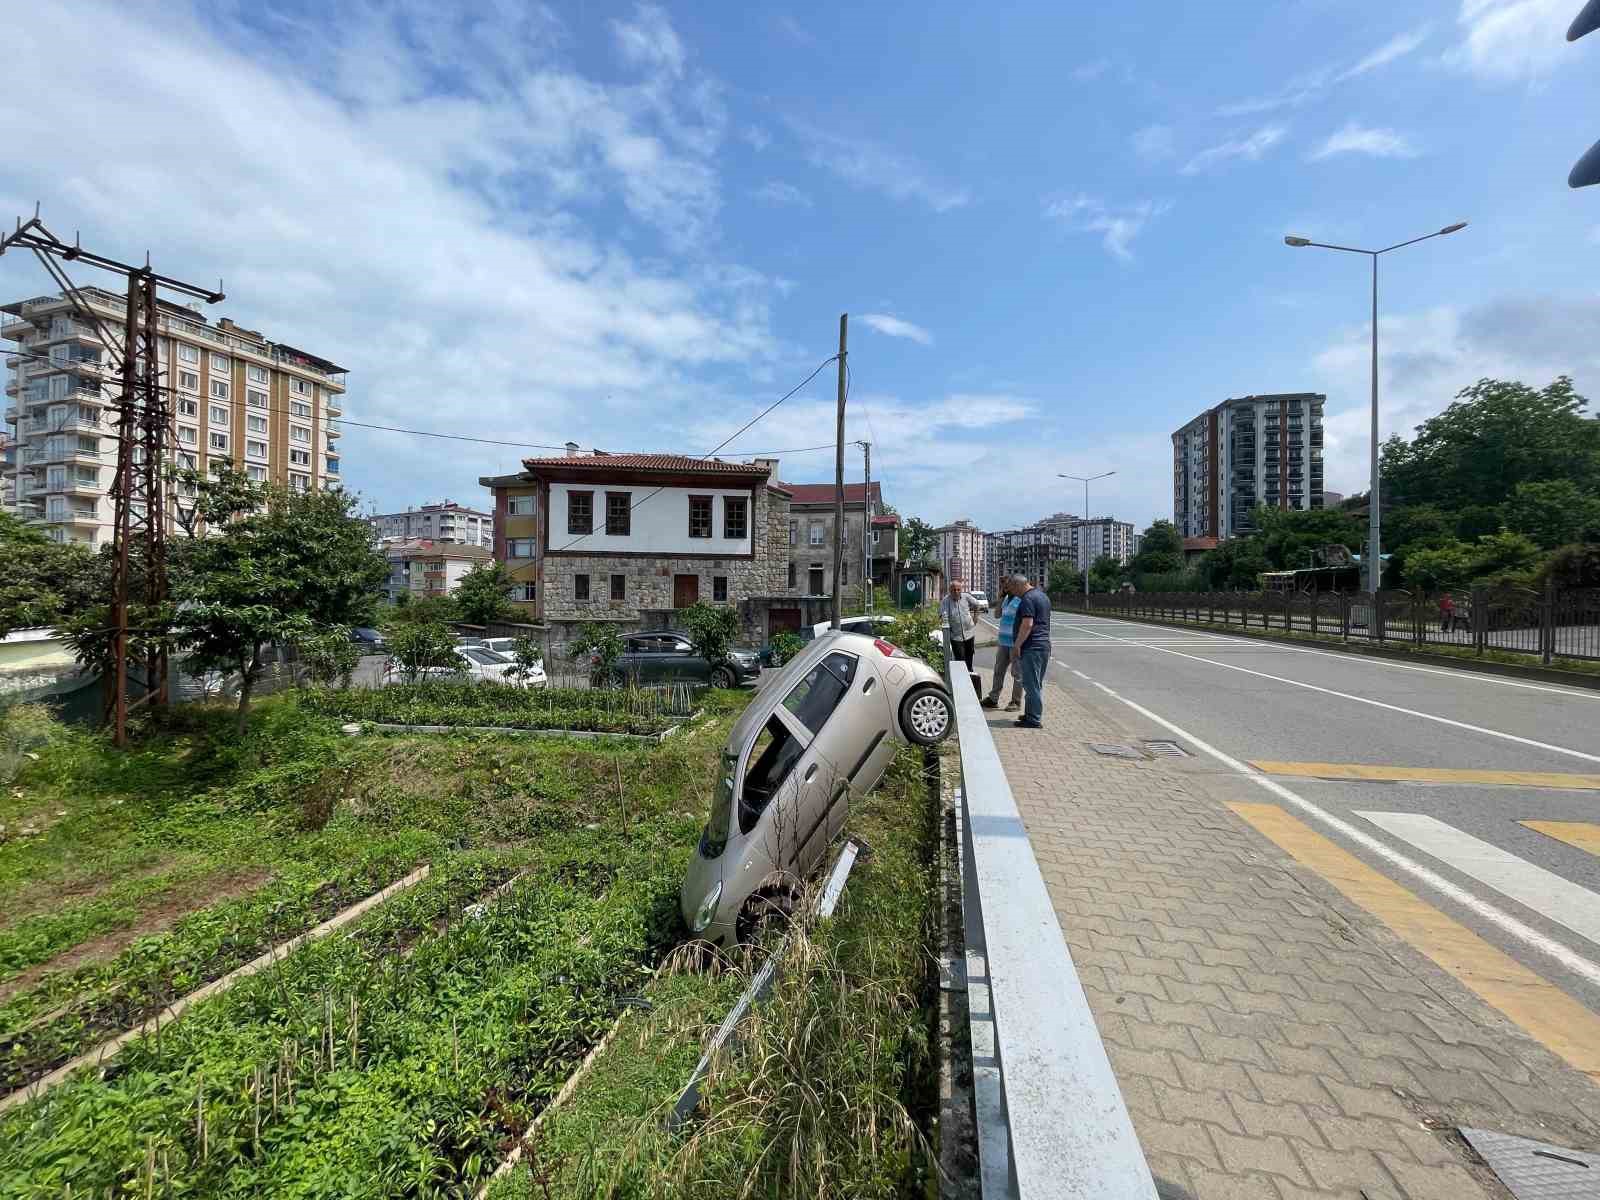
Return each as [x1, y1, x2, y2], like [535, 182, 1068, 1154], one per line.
[681, 630, 953, 947]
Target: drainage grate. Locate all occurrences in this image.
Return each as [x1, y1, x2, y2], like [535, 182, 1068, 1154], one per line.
[1460, 1127, 1598, 1199]
[1142, 740, 1189, 758]
[1087, 743, 1146, 760]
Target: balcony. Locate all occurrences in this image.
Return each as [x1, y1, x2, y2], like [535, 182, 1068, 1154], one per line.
[324, 398, 342, 416]
[2, 315, 37, 340]
[326, 423, 342, 440]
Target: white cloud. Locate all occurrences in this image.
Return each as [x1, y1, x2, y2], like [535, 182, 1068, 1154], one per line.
[1309, 122, 1420, 160]
[753, 180, 813, 207]
[741, 124, 772, 151]
[1043, 194, 1170, 260]
[609, 3, 685, 78]
[773, 14, 818, 47]
[1446, 0, 1573, 82]
[1131, 124, 1176, 164]
[860, 314, 933, 345]
[0, 3, 784, 513]
[1180, 125, 1287, 174]
[1337, 26, 1432, 80]
[1071, 59, 1112, 82]
[789, 120, 971, 212]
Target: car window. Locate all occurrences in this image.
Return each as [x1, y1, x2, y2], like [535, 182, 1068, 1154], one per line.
[666, 636, 695, 654]
[462, 648, 499, 665]
[780, 651, 858, 736]
[624, 636, 651, 652]
[700, 750, 738, 857]
[739, 715, 805, 834]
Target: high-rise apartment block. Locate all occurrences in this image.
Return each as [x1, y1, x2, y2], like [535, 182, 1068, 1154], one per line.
[369, 500, 493, 549]
[1173, 393, 1324, 542]
[3, 287, 345, 546]
[1070, 517, 1137, 568]
[937, 519, 988, 589]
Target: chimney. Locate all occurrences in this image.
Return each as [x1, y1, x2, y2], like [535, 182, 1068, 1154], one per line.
[565, 441, 580, 457]
[754, 457, 779, 479]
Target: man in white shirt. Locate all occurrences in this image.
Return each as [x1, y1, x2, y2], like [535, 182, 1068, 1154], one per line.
[939, 579, 982, 671]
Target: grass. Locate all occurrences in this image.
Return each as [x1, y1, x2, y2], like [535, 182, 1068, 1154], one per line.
[487, 747, 943, 1200]
[298, 681, 697, 735]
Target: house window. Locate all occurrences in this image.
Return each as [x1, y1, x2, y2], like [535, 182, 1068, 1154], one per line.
[713, 576, 728, 602]
[509, 494, 535, 515]
[841, 561, 849, 586]
[290, 425, 310, 443]
[723, 497, 747, 540]
[574, 573, 590, 600]
[247, 414, 268, 434]
[178, 425, 197, 445]
[289, 400, 312, 418]
[210, 379, 230, 401]
[246, 464, 267, 482]
[177, 451, 198, 470]
[688, 495, 713, 538]
[247, 365, 268, 384]
[568, 491, 594, 535]
[178, 343, 199, 364]
[291, 378, 310, 395]
[787, 561, 797, 589]
[74, 465, 98, 485]
[179, 370, 199, 392]
[508, 538, 535, 558]
[606, 491, 631, 536]
[76, 435, 99, 454]
[244, 438, 266, 458]
[289, 472, 310, 492]
[518, 582, 537, 602]
[210, 353, 229, 373]
[788, 520, 797, 546]
[610, 573, 626, 601]
[177, 397, 199, 418]
[209, 431, 229, 452]
[808, 521, 824, 545]
[247, 389, 268, 409]
[210, 404, 229, 426]
[289, 448, 310, 466]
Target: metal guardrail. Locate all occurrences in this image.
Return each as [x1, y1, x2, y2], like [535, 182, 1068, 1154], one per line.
[942, 639, 1156, 1199]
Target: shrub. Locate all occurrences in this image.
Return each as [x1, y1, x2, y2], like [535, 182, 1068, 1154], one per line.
[386, 620, 462, 682]
[299, 628, 362, 688]
[0, 702, 61, 788]
[568, 622, 624, 679]
[767, 630, 804, 667]
[680, 601, 738, 666]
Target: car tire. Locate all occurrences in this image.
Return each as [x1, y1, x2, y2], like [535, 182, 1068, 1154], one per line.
[899, 685, 953, 746]
[735, 887, 796, 946]
[709, 665, 736, 689]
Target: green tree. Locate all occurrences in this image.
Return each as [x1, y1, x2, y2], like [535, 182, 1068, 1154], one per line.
[1129, 519, 1183, 577]
[568, 621, 624, 682]
[1046, 560, 1079, 595]
[1199, 538, 1270, 590]
[1403, 531, 1543, 593]
[1250, 506, 1363, 570]
[386, 620, 462, 683]
[1501, 480, 1600, 550]
[506, 634, 544, 685]
[0, 512, 105, 638]
[1402, 539, 1476, 592]
[387, 594, 460, 626]
[300, 629, 361, 688]
[1089, 554, 1124, 593]
[173, 471, 389, 731]
[452, 561, 516, 626]
[680, 600, 738, 671]
[901, 517, 938, 566]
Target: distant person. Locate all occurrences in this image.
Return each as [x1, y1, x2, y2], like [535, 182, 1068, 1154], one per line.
[980, 589, 1024, 711]
[940, 579, 981, 671]
[1007, 572, 1051, 729]
[1438, 593, 1456, 634]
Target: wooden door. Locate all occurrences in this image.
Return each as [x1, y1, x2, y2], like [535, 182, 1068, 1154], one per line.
[768, 607, 801, 638]
[673, 573, 700, 608]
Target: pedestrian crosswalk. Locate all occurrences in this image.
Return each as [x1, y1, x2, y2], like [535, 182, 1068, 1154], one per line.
[1230, 803, 1600, 1081]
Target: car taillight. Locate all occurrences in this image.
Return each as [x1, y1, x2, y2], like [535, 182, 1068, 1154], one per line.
[873, 638, 898, 656]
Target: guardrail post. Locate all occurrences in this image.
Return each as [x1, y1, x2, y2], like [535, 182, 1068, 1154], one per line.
[1471, 585, 1485, 656]
[1543, 577, 1556, 665]
[1413, 593, 1424, 647]
[1340, 594, 1350, 641]
[1375, 591, 1387, 643]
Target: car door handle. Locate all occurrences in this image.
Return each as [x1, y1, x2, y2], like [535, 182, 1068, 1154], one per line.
[804, 763, 818, 782]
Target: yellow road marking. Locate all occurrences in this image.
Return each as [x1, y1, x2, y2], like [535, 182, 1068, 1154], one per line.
[1250, 761, 1600, 790]
[1523, 821, 1600, 857]
[1229, 801, 1600, 1080]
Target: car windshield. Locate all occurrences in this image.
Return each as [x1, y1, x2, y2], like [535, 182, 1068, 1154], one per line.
[463, 648, 504, 665]
[700, 750, 738, 859]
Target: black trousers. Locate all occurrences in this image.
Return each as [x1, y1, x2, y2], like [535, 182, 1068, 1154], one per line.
[956, 636, 975, 671]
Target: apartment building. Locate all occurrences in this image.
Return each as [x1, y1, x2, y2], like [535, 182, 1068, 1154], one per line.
[937, 519, 988, 589]
[480, 448, 810, 649]
[1070, 517, 1137, 568]
[1173, 392, 1325, 543]
[383, 538, 493, 602]
[3, 287, 345, 546]
[369, 500, 493, 549]
[782, 481, 886, 596]
[991, 522, 1064, 590]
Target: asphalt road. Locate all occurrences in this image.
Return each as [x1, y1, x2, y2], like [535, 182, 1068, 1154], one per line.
[989, 612, 1600, 1017]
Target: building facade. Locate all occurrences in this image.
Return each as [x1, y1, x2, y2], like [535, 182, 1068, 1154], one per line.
[383, 539, 493, 602]
[1070, 517, 1137, 568]
[1173, 392, 1325, 542]
[3, 287, 344, 546]
[991, 522, 1064, 589]
[369, 500, 493, 548]
[481, 449, 805, 650]
[781, 481, 885, 598]
[937, 519, 988, 589]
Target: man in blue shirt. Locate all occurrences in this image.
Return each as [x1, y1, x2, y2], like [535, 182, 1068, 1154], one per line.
[980, 591, 1023, 711]
[1006, 572, 1051, 728]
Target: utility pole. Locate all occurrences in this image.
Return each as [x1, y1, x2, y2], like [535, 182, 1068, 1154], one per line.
[831, 313, 847, 630]
[856, 440, 872, 613]
[0, 209, 222, 746]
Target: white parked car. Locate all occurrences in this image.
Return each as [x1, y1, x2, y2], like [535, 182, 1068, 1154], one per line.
[383, 646, 546, 687]
[968, 591, 990, 610]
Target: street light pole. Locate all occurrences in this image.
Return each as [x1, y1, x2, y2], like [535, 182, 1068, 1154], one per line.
[1058, 470, 1115, 610]
[1283, 222, 1467, 595]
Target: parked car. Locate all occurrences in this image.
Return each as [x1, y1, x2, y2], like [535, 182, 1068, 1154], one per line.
[609, 632, 760, 688]
[381, 646, 545, 687]
[680, 630, 953, 947]
[349, 627, 387, 652]
[968, 590, 990, 610]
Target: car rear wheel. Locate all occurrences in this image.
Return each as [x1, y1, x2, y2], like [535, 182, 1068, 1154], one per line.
[899, 685, 953, 746]
[709, 665, 736, 689]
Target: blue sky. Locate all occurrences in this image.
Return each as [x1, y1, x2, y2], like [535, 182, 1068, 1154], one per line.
[3, 0, 1597, 532]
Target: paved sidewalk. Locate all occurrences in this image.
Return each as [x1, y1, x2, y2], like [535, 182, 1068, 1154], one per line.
[990, 670, 1600, 1199]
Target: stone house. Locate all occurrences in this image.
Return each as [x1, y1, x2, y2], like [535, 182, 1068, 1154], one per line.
[480, 449, 823, 661]
[781, 481, 892, 599]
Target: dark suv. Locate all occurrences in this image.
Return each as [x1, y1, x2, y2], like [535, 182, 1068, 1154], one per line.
[608, 632, 761, 688]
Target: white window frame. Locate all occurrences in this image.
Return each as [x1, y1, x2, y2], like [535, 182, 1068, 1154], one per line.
[246, 439, 268, 460]
[209, 431, 229, 452]
[289, 472, 310, 492]
[517, 582, 537, 602]
[178, 425, 198, 445]
[289, 448, 310, 466]
[177, 397, 199, 418]
[246, 414, 268, 434]
[210, 378, 230, 401]
[290, 424, 310, 443]
[509, 494, 535, 515]
[508, 538, 535, 558]
[246, 388, 268, 409]
[246, 464, 268, 482]
[178, 343, 199, 364]
[247, 365, 268, 384]
[209, 404, 229, 426]
[290, 377, 310, 395]
[178, 369, 199, 393]
[210, 352, 229, 373]
[289, 400, 312, 419]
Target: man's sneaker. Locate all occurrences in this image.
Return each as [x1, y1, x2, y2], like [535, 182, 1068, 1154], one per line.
[980, 696, 998, 709]
[1014, 717, 1042, 729]
[1004, 701, 1021, 711]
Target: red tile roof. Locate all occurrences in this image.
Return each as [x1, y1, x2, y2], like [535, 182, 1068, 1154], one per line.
[780, 481, 883, 505]
[871, 513, 900, 527]
[1182, 537, 1219, 552]
[520, 453, 772, 474]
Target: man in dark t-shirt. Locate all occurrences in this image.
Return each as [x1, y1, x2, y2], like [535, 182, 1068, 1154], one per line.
[1007, 573, 1051, 728]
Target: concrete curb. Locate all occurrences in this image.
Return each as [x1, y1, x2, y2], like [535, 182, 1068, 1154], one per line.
[1068, 611, 1600, 692]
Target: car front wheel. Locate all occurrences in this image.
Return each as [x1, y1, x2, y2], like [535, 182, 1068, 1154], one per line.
[709, 665, 736, 689]
[899, 685, 953, 746]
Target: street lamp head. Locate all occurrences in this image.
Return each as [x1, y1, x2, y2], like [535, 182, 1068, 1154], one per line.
[1284, 235, 1311, 247]
[1438, 222, 1468, 236]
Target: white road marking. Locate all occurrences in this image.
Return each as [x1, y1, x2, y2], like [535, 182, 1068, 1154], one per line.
[1064, 667, 1600, 989]
[1069, 613, 1600, 702]
[1057, 621, 1600, 766]
[1359, 812, 1600, 949]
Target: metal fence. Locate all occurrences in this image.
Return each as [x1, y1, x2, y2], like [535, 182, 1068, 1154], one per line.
[941, 644, 1157, 1198]
[1065, 584, 1600, 664]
